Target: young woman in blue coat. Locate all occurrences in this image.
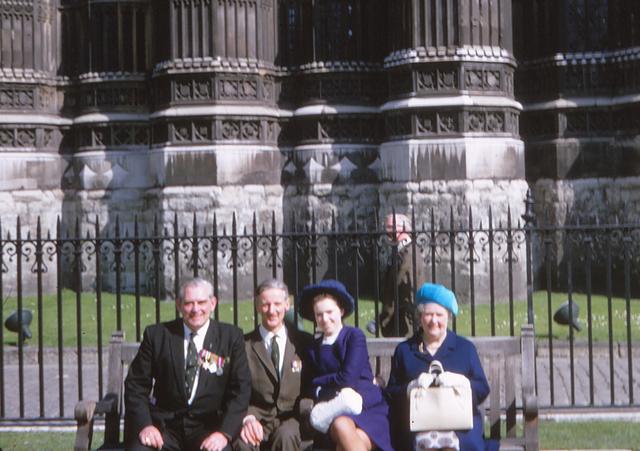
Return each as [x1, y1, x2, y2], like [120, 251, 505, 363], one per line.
[385, 283, 499, 451]
[298, 279, 394, 451]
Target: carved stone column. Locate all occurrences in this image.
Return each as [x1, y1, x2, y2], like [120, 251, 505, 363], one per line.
[515, 0, 640, 224]
[0, 0, 64, 231]
[279, 0, 387, 228]
[380, 0, 528, 302]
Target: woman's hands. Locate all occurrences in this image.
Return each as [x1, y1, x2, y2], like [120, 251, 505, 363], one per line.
[406, 372, 434, 397]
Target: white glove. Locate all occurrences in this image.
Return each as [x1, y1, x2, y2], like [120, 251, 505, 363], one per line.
[418, 372, 434, 388]
[310, 387, 363, 433]
[406, 372, 434, 397]
[437, 371, 468, 387]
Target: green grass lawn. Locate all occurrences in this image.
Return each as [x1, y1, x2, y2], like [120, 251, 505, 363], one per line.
[0, 421, 638, 450]
[2, 290, 638, 346]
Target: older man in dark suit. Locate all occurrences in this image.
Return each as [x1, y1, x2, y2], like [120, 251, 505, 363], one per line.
[233, 279, 313, 451]
[124, 277, 251, 451]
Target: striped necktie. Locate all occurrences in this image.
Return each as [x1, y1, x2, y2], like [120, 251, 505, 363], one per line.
[185, 332, 198, 397]
[270, 335, 280, 380]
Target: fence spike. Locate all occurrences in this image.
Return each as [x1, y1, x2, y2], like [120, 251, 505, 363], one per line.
[193, 211, 197, 236]
[271, 211, 276, 236]
[172, 212, 179, 238]
[232, 211, 237, 236]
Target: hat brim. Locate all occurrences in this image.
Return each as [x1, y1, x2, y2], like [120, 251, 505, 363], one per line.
[298, 285, 354, 322]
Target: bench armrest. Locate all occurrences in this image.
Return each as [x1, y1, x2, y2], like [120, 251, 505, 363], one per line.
[95, 392, 119, 416]
[74, 400, 97, 451]
[73, 392, 121, 451]
[520, 324, 539, 451]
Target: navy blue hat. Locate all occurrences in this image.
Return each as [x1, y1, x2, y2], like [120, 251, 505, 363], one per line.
[415, 283, 459, 316]
[297, 279, 355, 321]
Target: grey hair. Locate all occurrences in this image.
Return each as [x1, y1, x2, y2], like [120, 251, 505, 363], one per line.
[255, 278, 289, 301]
[386, 213, 412, 232]
[177, 277, 214, 303]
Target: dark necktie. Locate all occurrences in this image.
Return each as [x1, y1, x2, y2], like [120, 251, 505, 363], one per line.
[271, 335, 280, 380]
[185, 332, 198, 398]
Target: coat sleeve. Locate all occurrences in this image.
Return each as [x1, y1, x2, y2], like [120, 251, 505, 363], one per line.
[385, 344, 409, 399]
[311, 328, 369, 389]
[124, 326, 155, 435]
[218, 327, 252, 438]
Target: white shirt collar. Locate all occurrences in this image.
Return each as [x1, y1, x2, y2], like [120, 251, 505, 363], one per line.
[321, 325, 343, 345]
[183, 319, 210, 340]
[259, 323, 287, 342]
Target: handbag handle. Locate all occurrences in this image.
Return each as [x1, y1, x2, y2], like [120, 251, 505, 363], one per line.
[428, 360, 444, 386]
[429, 360, 444, 375]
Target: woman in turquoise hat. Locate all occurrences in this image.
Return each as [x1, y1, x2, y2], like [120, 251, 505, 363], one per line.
[385, 283, 498, 451]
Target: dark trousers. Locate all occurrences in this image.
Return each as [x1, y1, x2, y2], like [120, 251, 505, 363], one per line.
[126, 415, 231, 451]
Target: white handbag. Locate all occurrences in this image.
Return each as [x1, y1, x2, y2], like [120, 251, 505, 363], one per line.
[409, 361, 473, 432]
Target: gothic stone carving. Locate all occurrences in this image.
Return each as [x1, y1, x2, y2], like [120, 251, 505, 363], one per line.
[285, 73, 386, 104]
[517, 56, 640, 102]
[288, 115, 382, 145]
[0, 126, 62, 150]
[281, 147, 381, 185]
[389, 63, 515, 98]
[155, 73, 278, 106]
[74, 123, 150, 150]
[154, 118, 279, 145]
[64, 83, 148, 113]
[385, 108, 518, 140]
[522, 105, 640, 140]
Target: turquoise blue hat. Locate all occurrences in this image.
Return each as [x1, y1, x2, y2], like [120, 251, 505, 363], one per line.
[415, 283, 458, 316]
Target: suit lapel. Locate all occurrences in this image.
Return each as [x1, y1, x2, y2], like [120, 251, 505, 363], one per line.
[169, 320, 187, 402]
[250, 330, 278, 383]
[280, 331, 297, 386]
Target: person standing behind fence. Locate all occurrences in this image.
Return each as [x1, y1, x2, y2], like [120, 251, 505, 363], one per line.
[368, 213, 415, 337]
[233, 278, 314, 451]
[124, 277, 251, 451]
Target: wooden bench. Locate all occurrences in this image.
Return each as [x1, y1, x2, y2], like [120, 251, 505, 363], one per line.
[365, 324, 538, 451]
[74, 325, 538, 451]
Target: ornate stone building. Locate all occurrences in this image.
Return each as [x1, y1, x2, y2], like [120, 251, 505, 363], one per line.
[0, 0, 529, 233]
[515, 0, 640, 223]
[2, 0, 637, 298]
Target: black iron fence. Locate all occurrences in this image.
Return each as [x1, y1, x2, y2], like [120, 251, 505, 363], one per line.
[0, 197, 639, 421]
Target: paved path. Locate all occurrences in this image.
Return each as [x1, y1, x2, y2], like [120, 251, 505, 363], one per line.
[1, 343, 639, 420]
